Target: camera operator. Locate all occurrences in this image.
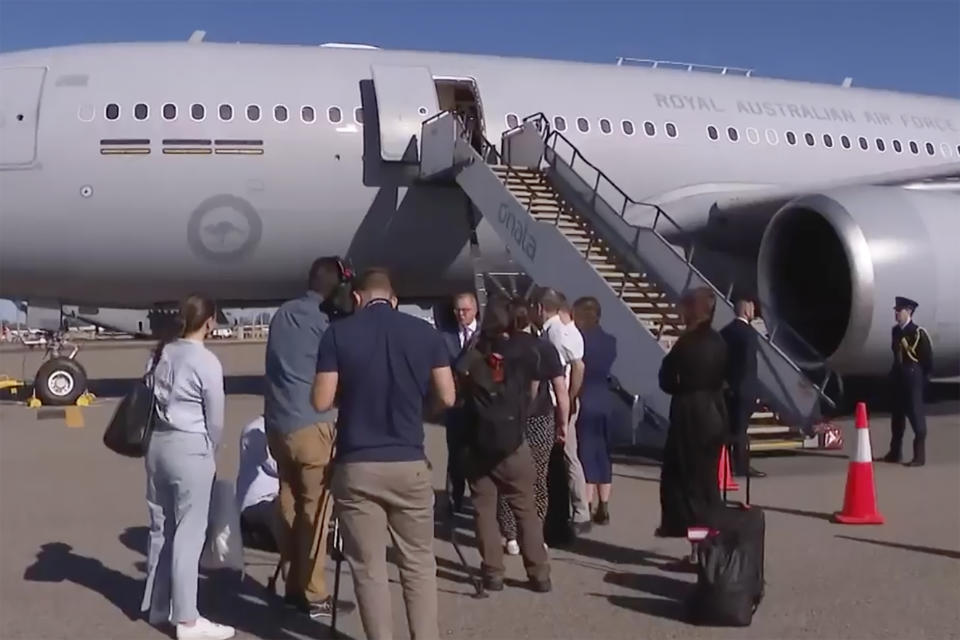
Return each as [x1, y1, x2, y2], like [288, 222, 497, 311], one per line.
[312, 268, 454, 640]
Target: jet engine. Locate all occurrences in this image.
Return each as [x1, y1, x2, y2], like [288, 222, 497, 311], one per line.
[758, 186, 960, 376]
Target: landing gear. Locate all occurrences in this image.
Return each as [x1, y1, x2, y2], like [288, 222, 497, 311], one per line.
[34, 357, 88, 406]
[31, 334, 89, 406]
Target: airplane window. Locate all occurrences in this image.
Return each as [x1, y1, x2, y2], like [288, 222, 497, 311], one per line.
[506, 114, 519, 128]
[909, 140, 919, 154]
[622, 120, 635, 136]
[858, 136, 869, 150]
[925, 142, 935, 156]
[599, 118, 612, 135]
[162, 103, 177, 120]
[804, 132, 815, 146]
[707, 125, 718, 141]
[957, 144, 960, 157]
[893, 139, 903, 153]
[354, 107, 364, 124]
[301, 106, 316, 123]
[191, 103, 205, 121]
[274, 105, 289, 122]
[666, 122, 678, 138]
[940, 142, 951, 157]
[726, 127, 738, 142]
[576, 117, 589, 133]
[554, 116, 567, 132]
[219, 104, 233, 121]
[328, 106, 342, 123]
[105, 103, 120, 120]
[645, 121, 657, 137]
[133, 103, 148, 120]
[876, 138, 886, 152]
[786, 131, 797, 145]
[765, 129, 779, 145]
[840, 135, 851, 149]
[746, 127, 760, 144]
[823, 134, 833, 148]
[247, 104, 261, 122]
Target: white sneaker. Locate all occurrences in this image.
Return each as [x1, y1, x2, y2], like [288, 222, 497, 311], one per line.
[176, 616, 235, 640]
[505, 539, 520, 555]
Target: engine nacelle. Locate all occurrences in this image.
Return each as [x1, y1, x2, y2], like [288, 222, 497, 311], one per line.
[758, 186, 959, 376]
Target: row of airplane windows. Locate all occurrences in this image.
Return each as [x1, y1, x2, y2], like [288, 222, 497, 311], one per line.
[89, 102, 365, 125]
[706, 124, 960, 158]
[506, 112, 959, 159]
[506, 113, 680, 138]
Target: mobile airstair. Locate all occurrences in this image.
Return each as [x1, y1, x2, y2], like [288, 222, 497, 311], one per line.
[419, 111, 836, 449]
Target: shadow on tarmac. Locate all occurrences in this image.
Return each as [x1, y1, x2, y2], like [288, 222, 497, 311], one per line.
[88, 376, 264, 398]
[24, 533, 357, 640]
[836, 535, 960, 560]
[752, 504, 834, 522]
[591, 571, 692, 622]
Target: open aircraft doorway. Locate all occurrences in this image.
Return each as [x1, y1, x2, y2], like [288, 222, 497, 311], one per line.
[434, 76, 486, 154]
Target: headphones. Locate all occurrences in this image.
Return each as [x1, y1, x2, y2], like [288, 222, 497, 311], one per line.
[333, 257, 353, 284]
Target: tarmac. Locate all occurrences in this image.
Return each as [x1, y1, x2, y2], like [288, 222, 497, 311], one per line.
[1, 342, 958, 640]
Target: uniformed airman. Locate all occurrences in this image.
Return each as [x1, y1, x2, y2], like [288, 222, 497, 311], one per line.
[881, 296, 933, 467]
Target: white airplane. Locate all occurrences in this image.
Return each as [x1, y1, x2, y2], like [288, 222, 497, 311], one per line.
[0, 36, 957, 415]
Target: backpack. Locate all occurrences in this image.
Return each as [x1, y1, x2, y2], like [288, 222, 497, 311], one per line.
[457, 338, 538, 464]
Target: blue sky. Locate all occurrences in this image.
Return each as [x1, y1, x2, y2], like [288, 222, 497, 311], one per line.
[0, 0, 957, 321]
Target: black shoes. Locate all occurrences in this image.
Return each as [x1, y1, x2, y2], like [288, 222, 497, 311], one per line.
[593, 502, 610, 525]
[881, 451, 902, 463]
[904, 459, 926, 467]
[735, 467, 767, 478]
[528, 577, 552, 593]
[482, 576, 504, 592]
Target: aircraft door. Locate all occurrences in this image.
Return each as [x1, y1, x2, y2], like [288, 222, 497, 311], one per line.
[370, 64, 439, 162]
[0, 67, 46, 167]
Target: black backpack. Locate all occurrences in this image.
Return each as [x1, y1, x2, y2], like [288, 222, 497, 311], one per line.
[457, 339, 537, 464]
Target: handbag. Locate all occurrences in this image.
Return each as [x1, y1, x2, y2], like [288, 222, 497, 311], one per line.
[102, 352, 160, 457]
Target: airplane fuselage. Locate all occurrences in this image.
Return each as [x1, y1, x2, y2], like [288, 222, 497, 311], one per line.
[1, 42, 958, 310]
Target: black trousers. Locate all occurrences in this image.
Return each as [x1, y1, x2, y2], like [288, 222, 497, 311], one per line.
[446, 421, 467, 505]
[890, 366, 927, 455]
[725, 388, 756, 475]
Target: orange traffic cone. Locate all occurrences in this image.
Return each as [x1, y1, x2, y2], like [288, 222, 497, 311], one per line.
[833, 402, 885, 525]
[718, 445, 740, 492]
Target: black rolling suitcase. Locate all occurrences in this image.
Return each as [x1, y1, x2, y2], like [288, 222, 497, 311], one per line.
[687, 443, 765, 626]
[543, 441, 574, 547]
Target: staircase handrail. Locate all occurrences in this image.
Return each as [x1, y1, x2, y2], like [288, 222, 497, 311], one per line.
[514, 115, 838, 409]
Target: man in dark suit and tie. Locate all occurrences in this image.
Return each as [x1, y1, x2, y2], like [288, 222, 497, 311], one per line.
[441, 292, 479, 511]
[720, 298, 766, 478]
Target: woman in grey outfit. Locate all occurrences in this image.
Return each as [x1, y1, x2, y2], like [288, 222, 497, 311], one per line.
[141, 295, 234, 640]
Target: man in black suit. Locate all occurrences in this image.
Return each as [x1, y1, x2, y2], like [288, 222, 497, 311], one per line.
[720, 298, 766, 478]
[441, 292, 479, 511]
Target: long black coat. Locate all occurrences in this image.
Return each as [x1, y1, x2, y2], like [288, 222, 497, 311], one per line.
[657, 323, 728, 537]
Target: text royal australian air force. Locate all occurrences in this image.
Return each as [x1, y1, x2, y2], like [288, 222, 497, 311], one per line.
[654, 93, 957, 132]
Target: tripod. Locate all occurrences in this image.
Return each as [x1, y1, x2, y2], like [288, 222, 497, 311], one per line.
[445, 477, 489, 600]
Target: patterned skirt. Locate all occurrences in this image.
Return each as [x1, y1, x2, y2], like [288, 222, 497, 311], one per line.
[497, 413, 555, 540]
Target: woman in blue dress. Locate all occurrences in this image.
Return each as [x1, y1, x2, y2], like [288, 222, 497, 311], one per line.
[572, 297, 618, 524]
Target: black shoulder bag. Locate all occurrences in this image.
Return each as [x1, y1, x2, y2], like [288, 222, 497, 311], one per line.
[103, 349, 161, 458]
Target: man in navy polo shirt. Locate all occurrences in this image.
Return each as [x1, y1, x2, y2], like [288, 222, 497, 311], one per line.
[312, 268, 455, 640]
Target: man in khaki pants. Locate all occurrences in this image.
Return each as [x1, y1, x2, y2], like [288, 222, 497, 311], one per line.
[313, 269, 455, 640]
[264, 258, 346, 619]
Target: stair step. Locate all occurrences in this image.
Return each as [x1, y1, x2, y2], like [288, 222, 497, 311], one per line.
[749, 438, 805, 452]
[747, 425, 793, 435]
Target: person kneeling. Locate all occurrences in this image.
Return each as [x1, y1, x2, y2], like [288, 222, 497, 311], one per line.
[457, 297, 551, 593]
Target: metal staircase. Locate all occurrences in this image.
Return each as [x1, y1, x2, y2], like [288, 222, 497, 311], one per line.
[418, 110, 835, 449]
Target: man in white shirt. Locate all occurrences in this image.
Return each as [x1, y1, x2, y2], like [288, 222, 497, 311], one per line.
[236, 415, 282, 552]
[534, 288, 592, 533]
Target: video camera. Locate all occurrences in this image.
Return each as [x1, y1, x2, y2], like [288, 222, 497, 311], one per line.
[318, 256, 357, 320]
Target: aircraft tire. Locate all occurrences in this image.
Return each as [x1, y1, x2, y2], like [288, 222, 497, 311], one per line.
[34, 357, 87, 406]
